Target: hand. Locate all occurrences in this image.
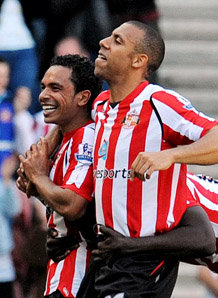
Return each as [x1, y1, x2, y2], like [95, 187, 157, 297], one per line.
[130, 150, 174, 181]
[19, 137, 51, 183]
[92, 226, 127, 263]
[46, 228, 80, 263]
[16, 164, 28, 193]
[16, 165, 39, 198]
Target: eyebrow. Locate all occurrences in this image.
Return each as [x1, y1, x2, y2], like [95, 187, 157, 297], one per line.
[40, 82, 63, 88]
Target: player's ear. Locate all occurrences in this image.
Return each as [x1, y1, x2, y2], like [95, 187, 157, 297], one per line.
[77, 90, 91, 107]
[132, 53, 148, 70]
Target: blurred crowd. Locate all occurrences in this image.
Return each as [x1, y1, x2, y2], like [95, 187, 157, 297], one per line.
[3, 1, 217, 298]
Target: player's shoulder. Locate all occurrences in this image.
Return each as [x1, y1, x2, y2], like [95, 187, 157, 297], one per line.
[93, 90, 110, 107]
[151, 85, 189, 104]
[73, 121, 95, 144]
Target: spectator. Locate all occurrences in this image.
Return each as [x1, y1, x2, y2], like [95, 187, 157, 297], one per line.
[12, 86, 48, 298]
[0, 0, 41, 114]
[0, 57, 15, 176]
[40, 0, 112, 76]
[54, 36, 90, 58]
[12, 190, 47, 298]
[13, 86, 35, 155]
[0, 154, 21, 298]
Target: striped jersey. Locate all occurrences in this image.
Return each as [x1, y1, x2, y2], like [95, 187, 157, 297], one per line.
[93, 81, 218, 237]
[44, 121, 94, 297]
[187, 173, 218, 273]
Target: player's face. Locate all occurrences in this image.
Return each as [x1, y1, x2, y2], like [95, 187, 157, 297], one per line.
[0, 62, 10, 92]
[39, 65, 78, 131]
[95, 23, 143, 83]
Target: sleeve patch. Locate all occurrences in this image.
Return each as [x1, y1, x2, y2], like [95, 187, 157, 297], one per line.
[75, 143, 93, 164]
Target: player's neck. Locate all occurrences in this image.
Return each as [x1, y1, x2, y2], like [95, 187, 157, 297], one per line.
[60, 112, 91, 134]
[109, 79, 145, 103]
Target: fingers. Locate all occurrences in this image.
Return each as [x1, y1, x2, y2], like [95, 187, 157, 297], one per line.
[17, 165, 26, 180]
[130, 153, 155, 181]
[16, 176, 27, 193]
[51, 250, 71, 263]
[30, 143, 37, 152]
[99, 225, 121, 238]
[47, 228, 58, 238]
[130, 154, 147, 181]
[37, 137, 49, 153]
[99, 225, 113, 236]
[145, 166, 155, 180]
[26, 181, 34, 198]
[16, 165, 29, 193]
[19, 154, 26, 164]
[46, 234, 79, 262]
[92, 248, 110, 263]
[47, 245, 71, 262]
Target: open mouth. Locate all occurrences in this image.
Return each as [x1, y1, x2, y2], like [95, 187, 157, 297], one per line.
[98, 53, 107, 60]
[41, 105, 57, 114]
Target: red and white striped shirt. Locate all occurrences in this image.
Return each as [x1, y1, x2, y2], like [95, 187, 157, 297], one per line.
[93, 81, 218, 237]
[187, 173, 218, 273]
[44, 121, 94, 297]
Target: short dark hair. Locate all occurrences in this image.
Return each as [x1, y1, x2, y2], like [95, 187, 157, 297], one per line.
[0, 56, 9, 65]
[126, 21, 165, 77]
[50, 54, 102, 113]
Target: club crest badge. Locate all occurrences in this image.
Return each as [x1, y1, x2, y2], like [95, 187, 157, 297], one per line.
[122, 110, 140, 128]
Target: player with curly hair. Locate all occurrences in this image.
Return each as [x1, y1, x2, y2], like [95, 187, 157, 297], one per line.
[17, 54, 102, 298]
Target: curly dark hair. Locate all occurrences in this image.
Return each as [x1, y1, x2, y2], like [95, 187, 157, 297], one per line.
[50, 54, 102, 113]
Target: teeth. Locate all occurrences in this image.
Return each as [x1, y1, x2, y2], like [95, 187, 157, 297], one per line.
[98, 54, 106, 60]
[42, 105, 56, 111]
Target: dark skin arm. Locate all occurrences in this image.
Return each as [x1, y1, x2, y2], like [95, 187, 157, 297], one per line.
[92, 206, 216, 263]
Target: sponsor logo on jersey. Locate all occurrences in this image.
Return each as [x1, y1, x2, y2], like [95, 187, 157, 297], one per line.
[94, 167, 131, 179]
[75, 142, 93, 163]
[122, 110, 140, 128]
[98, 139, 109, 160]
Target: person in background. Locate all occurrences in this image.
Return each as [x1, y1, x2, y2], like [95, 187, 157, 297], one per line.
[0, 0, 40, 113]
[0, 56, 15, 175]
[0, 154, 21, 298]
[40, 0, 112, 76]
[13, 86, 35, 155]
[54, 36, 90, 58]
[12, 85, 47, 298]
